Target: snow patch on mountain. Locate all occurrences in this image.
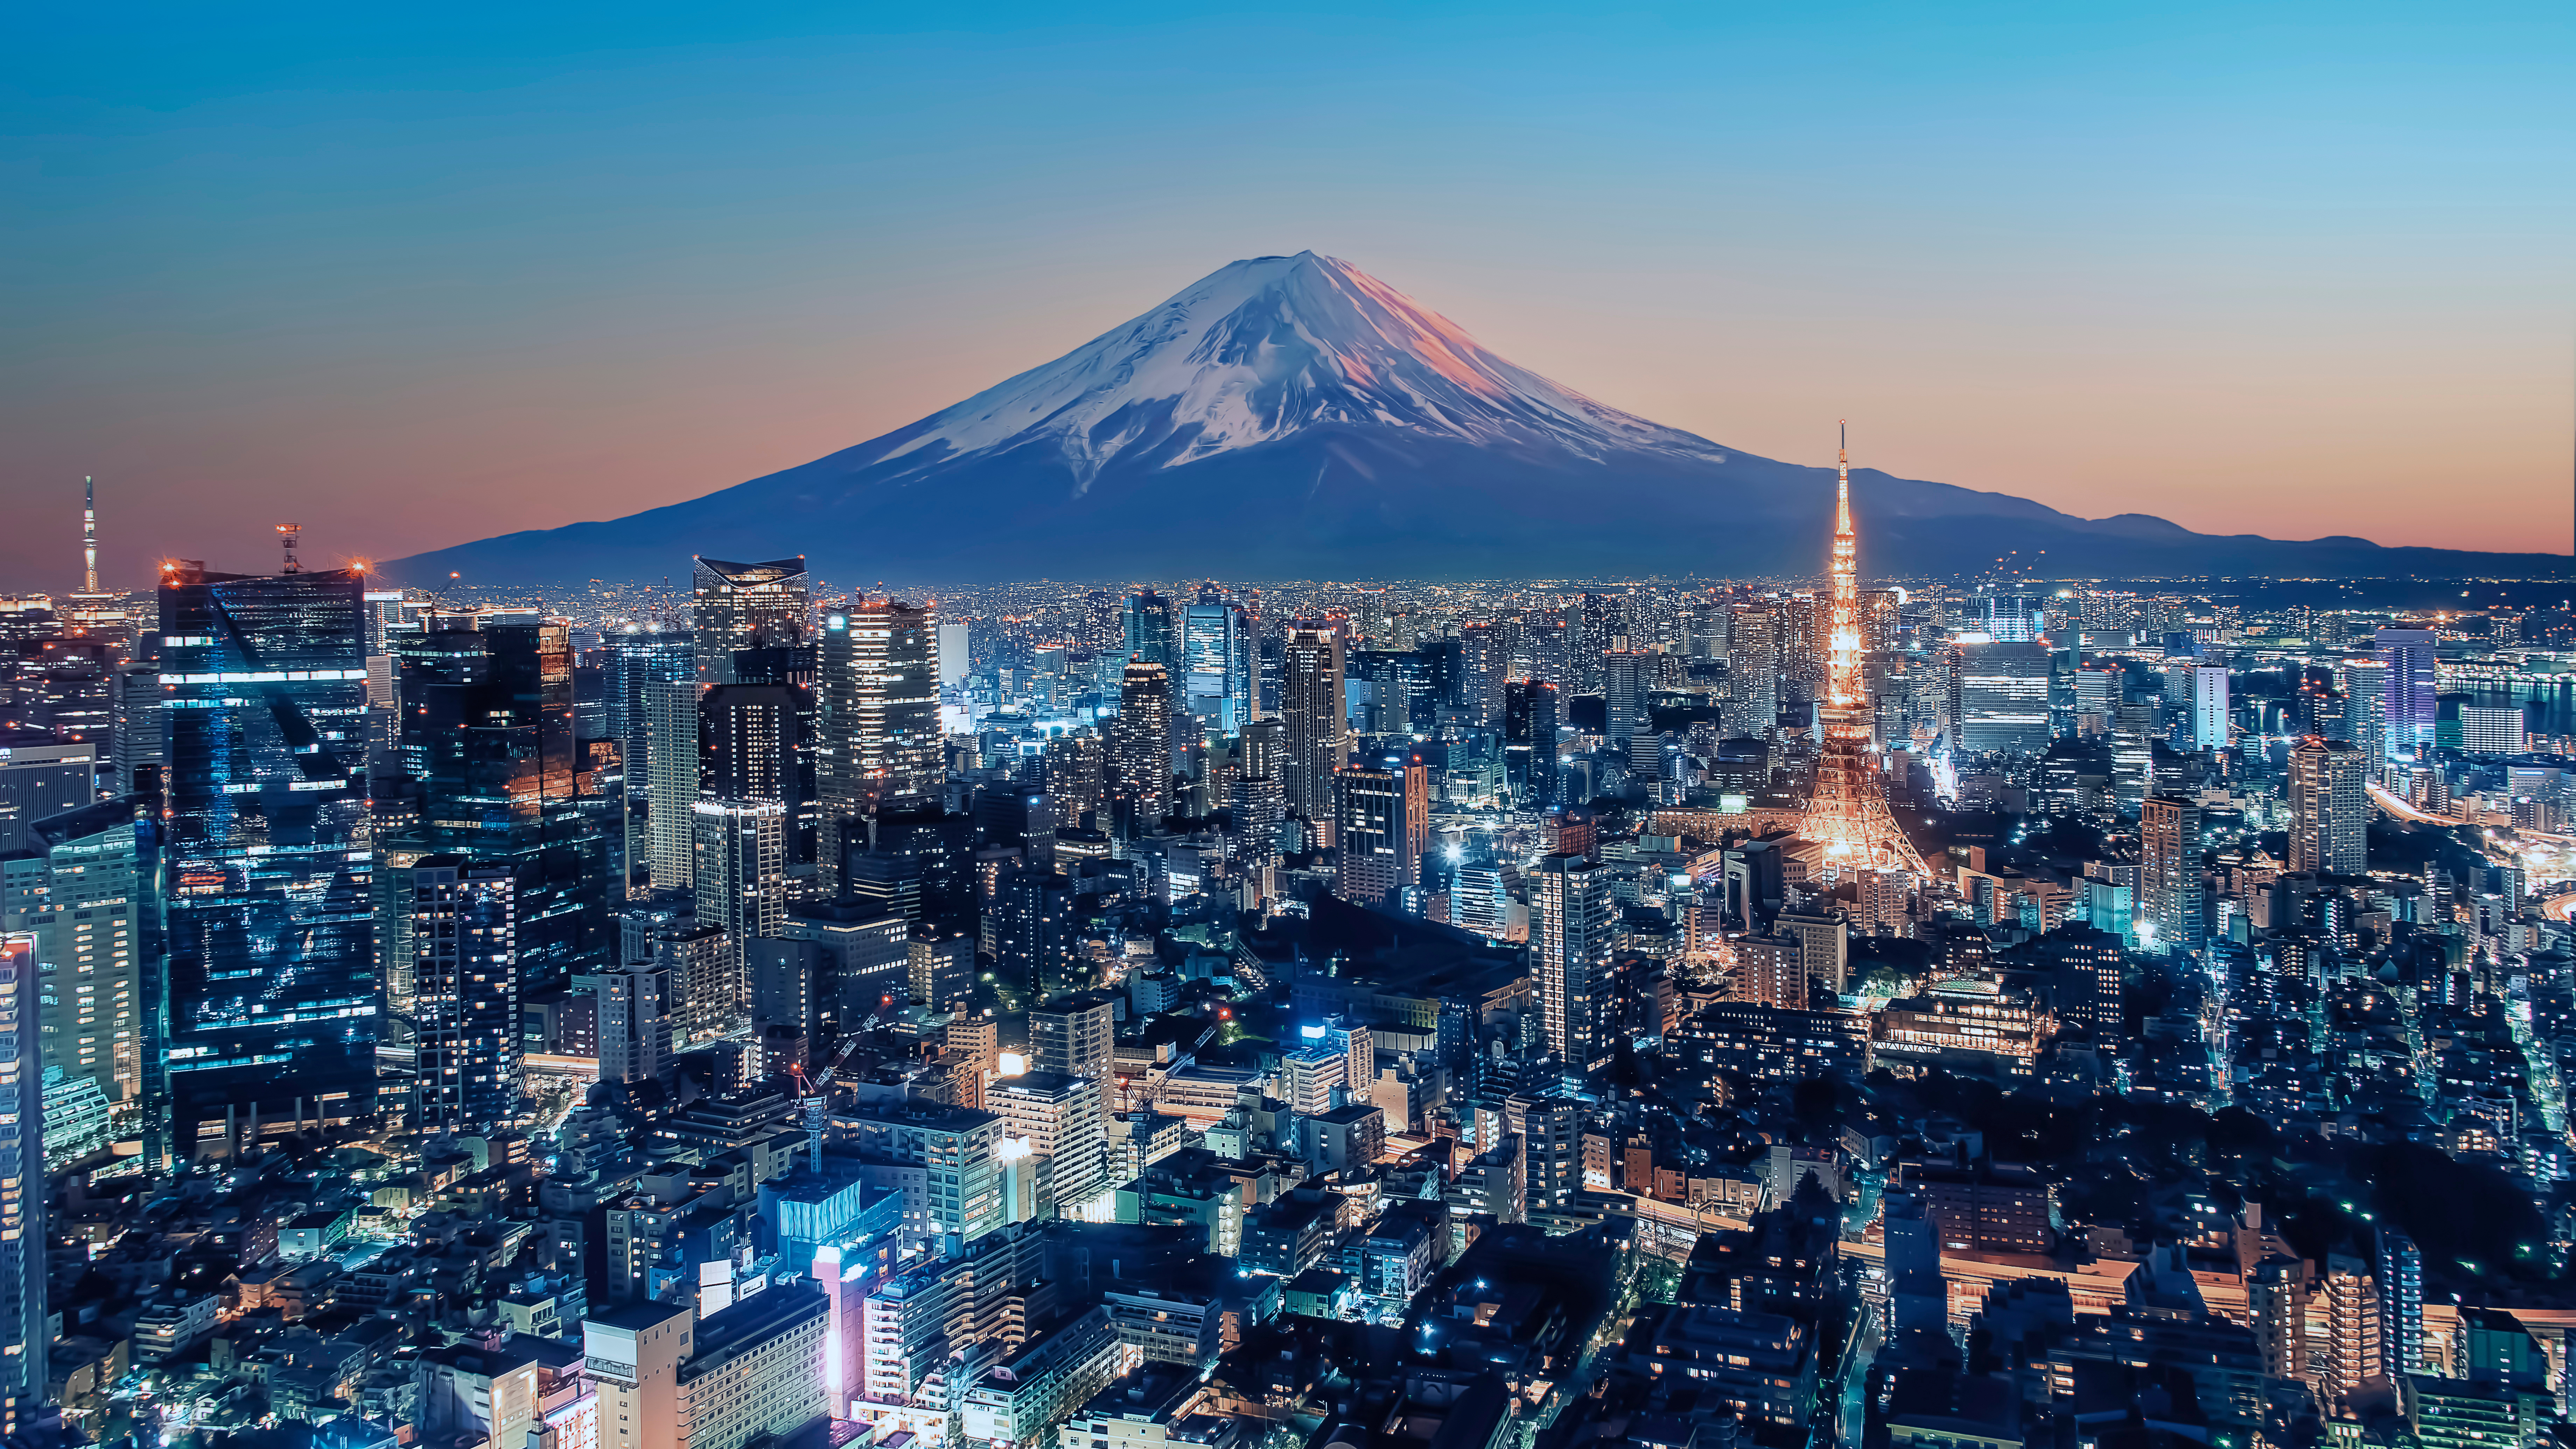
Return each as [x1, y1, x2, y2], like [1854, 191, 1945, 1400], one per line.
[869, 251, 1730, 490]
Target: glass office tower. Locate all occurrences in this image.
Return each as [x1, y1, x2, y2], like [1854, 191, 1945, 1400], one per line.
[160, 561, 376, 1153]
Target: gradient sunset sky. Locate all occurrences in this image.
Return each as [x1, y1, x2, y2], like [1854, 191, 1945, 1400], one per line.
[5, 0, 2571, 589]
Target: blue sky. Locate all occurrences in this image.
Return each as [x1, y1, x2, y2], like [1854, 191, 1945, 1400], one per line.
[4, 0, 2570, 584]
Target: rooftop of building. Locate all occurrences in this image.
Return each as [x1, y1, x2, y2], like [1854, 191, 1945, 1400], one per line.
[678, 1282, 828, 1384]
[584, 1299, 691, 1335]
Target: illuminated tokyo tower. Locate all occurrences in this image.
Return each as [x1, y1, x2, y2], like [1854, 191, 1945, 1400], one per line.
[1804, 423, 1930, 878]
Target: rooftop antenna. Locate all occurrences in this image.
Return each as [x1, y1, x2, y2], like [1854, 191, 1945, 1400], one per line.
[277, 523, 302, 575]
[82, 477, 98, 596]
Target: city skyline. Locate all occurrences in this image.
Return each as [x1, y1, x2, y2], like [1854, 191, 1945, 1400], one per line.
[9, 11, 2576, 1446]
[6, 2, 2574, 587]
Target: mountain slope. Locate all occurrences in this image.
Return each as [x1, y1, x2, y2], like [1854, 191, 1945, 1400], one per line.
[391, 252, 2565, 585]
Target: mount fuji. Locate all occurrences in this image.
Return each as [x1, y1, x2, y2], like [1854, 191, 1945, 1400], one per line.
[391, 252, 2562, 585]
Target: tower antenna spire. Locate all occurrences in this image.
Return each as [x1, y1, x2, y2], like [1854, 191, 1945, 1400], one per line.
[82, 476, 97, 597]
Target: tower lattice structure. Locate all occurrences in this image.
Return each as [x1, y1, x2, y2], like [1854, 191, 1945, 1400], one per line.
[1803, 423, 1930, 879]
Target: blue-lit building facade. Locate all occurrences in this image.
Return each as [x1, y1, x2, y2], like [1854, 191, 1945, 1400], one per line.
[159, 563, 378, 1151]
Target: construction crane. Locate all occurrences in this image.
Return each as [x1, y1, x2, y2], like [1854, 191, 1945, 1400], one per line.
[788, 1014, 881, 1173]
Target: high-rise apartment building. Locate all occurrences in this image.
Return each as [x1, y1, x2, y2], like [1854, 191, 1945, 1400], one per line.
[1031, 992, 1115, 1083]
[2288, 736, 2368, 876]
[1454, 621, 1506, 729]
[598, 959, 674, 1085]
[991, 868, 1079, 1003]
[1281, 629, 1346, 839]
[1603, 649, 1653, 751]
[699, 684, 801, 812]
[161, 559, 377, 1151]
[2321, 1253, 2383, 1413]
[2379, 1227, 2423, 1381]
[1724, 604, 1777, 738]
[645, 679, 700, 892]
[990, 1069, 1110, 1217]
[1504, 679, 1560, 806]
[1532, 853, 1615, 1072]
[408, 856, 520, 1134]
[692, 557, 809, 686]
[604, 627, 694, 778]
[1108, 661, 1173, 835]
[2139, 797, 2205, 958]
[692, 798, 785, 1025]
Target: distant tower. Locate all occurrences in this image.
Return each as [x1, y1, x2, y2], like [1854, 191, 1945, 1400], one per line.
[65, 477, 124, 637]
[1801, 424, 1930, 879]
[82, 477, 98, 595]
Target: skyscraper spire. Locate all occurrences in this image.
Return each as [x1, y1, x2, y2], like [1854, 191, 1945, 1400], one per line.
[82, 476, 97, 597]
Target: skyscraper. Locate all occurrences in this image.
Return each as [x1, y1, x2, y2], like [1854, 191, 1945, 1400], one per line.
[990, 867, 1079, 1002]
[1281, 629, 1346, 841]
[1602, 649, 1652, 751]
[2375, 627, 2437, 759]
[2190, 665, 2229, 751]
[160, 556, 377, 1150]
[603, 626, 695, 783]
[692, 557, 809, 685]
[1121, 591, 1177, 671]
[1723, 603, 1777, 738]
[1, 796, 159, 1145]
[1532, 853, 1615, 1072]
[1332, 755, 1427, 907]
[2139, 796, 2205, 958]
[1180, 592, 1252, 733]
[1109, 660, 1174, 835]
[1454, 622, 1506, 729]
[0, 936, 41, 1424]
[645, 679, 700, 892]
[816, 598, 941, 889]
[2337, 658, 2387, 759]
[408, 856, 520, 1134]
[692, 798, 785, 1026]
[700, 682, 802, 812]
[2288, 736, 2368, 877]
[1950, 638, 2053, 756]
[385, 615, 614, 994]
[1504, 679, 1560, 807]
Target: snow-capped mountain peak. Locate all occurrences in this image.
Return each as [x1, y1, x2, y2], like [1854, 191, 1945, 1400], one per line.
[866, 250, 1728, 486]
